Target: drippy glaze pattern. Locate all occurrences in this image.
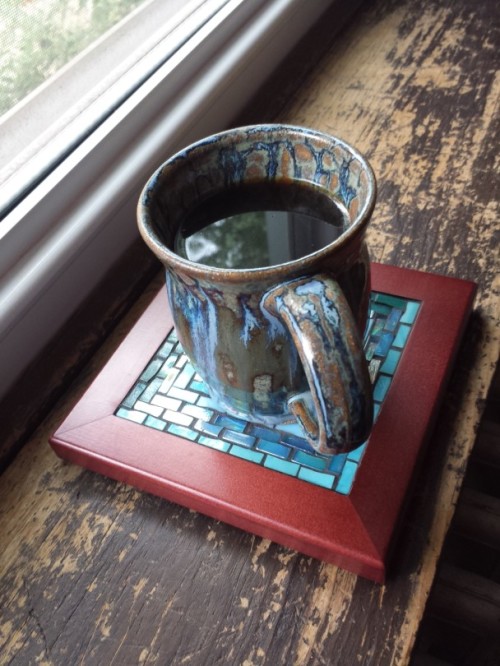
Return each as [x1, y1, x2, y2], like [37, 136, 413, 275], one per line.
[138, 125, 376, 454]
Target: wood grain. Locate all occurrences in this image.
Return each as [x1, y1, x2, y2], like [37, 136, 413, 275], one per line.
[1, 0, 498, 664]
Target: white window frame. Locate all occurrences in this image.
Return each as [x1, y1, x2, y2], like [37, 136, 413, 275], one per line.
[0, 0, 342, 400]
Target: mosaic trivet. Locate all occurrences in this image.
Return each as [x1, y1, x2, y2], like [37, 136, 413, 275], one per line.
[116, 293, 420, 495]
[51, 264, 476, 581]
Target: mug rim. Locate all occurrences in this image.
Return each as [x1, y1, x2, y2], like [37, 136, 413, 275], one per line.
[137, 124, 376, 282]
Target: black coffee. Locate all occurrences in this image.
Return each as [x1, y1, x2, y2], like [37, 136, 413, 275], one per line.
[174, 181, 349, 269]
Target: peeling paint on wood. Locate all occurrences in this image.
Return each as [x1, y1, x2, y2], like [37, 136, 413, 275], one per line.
[1, 0, 498, 664]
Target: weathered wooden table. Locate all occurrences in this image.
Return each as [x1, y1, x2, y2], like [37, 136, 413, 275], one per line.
[1, 0, 498, 663]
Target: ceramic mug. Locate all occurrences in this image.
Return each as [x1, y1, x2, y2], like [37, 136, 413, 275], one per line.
[137, 125, 376, 455]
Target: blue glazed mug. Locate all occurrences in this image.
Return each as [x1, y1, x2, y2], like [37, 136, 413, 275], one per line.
[137, 125, 376, 455]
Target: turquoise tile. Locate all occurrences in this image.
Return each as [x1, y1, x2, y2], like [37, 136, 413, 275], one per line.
[328, 453, 347, 474]
[222, 430, 256, 448]
[393, 324, 411, 348]
[374, 293, 408, 309]
[215, 414, 247, 432]
[136, 401, 164, 417]
[298, 467, 334, 489]
[175, 354, 188, 369]
[151, 395, 182, 411]
[250, 425, 281, 442]
[157, 355, 179, 379]
[181, 404, 214, 422]
[197, 395, 221, 410]
[336, 460, 359, 494]
[373, 374, 392, 402]
[385, 307, 403, 332]
[264, 456, 299, 476]
[138, 377, 163, 403]
[375, 331, 394, 356]
[371, 302, 392, 316]
[400, 300, 420, 324]
[175, 365, 196, 389]
[139, 359, 163, 383]
[158, 367, 180, 394]
[293, 450, 328, 471]
[121, 381, 148, 409]
[199, 435, 230, 452]
[229, 445, 264, 463]
[194, 420, 223, 437]
[381, 348, 401, 375]
[256, 439, 291, 458]
[145, 415, 166, 431]
[157, 340, 174, 360]
[168, 386, 199, 404]
[116, 408, 146, 424]
[277, 421, 306, 437]
[282, 433, 312, 452]
[163, 409, 193, 427]
[167, 423, 198, 441]
[347, 443, 366, 463]
[189, 379, 208, 393]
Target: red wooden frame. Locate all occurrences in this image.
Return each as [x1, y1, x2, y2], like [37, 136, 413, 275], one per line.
[50, 264, 476, 582]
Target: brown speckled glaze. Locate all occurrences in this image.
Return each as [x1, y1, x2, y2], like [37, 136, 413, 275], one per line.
[137, 125, 376, 454]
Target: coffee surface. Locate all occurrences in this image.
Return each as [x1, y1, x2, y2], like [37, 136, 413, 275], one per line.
[174, 181, 349, 269]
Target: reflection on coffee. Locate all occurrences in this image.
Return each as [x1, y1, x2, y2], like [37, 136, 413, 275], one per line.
[174, 181, 349, 269]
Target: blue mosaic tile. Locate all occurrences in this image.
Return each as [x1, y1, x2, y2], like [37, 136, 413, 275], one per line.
[375, 331, 394, 356]
[121, 382, 148, 409]
[381, 349, 402, 375]
[141, 377, 164, 403]
[135, 400, 164, 417]
[164, 409, 193, 427]
[393, 324, 411, 348]
[347, 443, 366, 463]
[264, 456, 300, 476]
[336, 461, 359, 495]
[328, 453, 348, 475]
[167, 423, 199, 441]
[281, 432, 313, 451]
[256, 439, 291, 458]
[199, 435, 230, 452]
[373, 374, 392, 402]
[140, 359, 164, 383]
[215, 414, 247, 432]
[223, 430, 257, 448]
[298, 467, 335, 490]
[116, 292, 420, 495]
[250, 426, 281, 442]
[151, 395, 182, 411]
[176, 365, 196, 389]
[193, 420, 223, 437]
[168, 386, 199, 404]
[145, 415, 167, 431]
[230, 445, 264, 464]
[400, 301, 420, 324]
[116, 407, 146, 424]
[197, 395, 221, 410]
[181, 404, 215, 422]
[293, 450, 328, 471]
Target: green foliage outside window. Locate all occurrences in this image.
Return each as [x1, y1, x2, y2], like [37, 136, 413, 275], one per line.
[0, 0, 145, 116]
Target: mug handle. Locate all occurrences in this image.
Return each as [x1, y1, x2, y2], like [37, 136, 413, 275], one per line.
[262, 274, 373, 455]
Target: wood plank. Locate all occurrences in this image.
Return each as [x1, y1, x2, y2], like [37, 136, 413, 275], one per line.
[428, 564, 500, 637]
[1, 0, 499, 664]
[453, 488, 500, 550]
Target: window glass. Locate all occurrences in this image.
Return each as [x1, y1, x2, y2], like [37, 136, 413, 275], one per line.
[0, 0, 145, 117]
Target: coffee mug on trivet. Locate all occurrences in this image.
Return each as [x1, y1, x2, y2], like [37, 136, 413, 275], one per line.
[137, 125, 376, 455]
